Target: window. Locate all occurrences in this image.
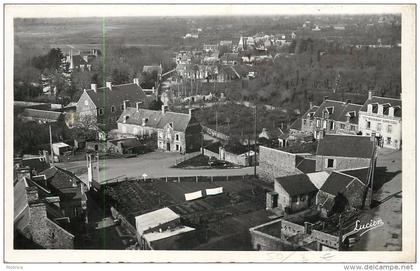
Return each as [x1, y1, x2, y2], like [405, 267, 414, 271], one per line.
[303, 119, 307, 125]
[120, 104, 125, 110]
[316, 119, 320, 127]
[169, 122, 173, 128]
[329, 121, 334, 130]
[340, 123, 345, 129]
[300, 195, 305, 201]
[366, 121, 371, 129]
[323, 120, 327, 129]
[386, 137, 392, 145]
[326, 158, 335, 168]
[291, 196, 298, 203]
[310, 120, 313, 126]
[98, 108, 104, 115]
[387, 125, 392, 133]
[175, 134, 180, 141]
[158, 131, 163, 139]
[376, 123, 382, 132]
[111, 105, 115, 113]
[176, 144, 179, 151]
[350, 125, 356, 131]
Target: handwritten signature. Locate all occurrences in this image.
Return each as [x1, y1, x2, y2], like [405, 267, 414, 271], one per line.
[353, 218, 384, 236]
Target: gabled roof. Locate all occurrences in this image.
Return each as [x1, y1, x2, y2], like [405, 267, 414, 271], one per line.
[340, 167, 370, 185]
[317, 134, 375, 159]
[302, 106, 319, 119]
[117, 107, 196, 133]
[275, 174, 318, 196]
[360, 96, 401, 117]
[84, 83, 146, 109]
[39, 166, 82, 196]
[289, 118, 302, 130]
[21, 109, 63, 121]
[135, 207, 180, 235]
[296, 157, 316, 174]
[71, 55, 87, 67]
[312, 100, 362, 124]
[320, 171, 364, 195]
[307, 171, 331, 189]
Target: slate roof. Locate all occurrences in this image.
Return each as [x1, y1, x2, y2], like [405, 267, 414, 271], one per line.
[117, 107, 197, 133]
[312, 100, 362, 124]
[21, 109, 63, 122]
[275, 174, 318, 196]
[302, 106, 319, 118]
[360, 96, 401, 117]
[71, 55, 87, 67]
[316, 134, 375, 158]
[39, 166, 85, 200]
[320, 171, 359, 195]
[296, 157, 316, 174]
[85, 83, 147, 109]
[289, 118, 302, 130]
[21, 157, 50, 173]
[340, 167, 370, 185]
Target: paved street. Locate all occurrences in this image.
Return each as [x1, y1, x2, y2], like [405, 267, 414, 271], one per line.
[58, 151, 255, 183]
[350, 148, 402, 251]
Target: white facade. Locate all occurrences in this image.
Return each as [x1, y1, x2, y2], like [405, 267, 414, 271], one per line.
[358, 105, 402, 150]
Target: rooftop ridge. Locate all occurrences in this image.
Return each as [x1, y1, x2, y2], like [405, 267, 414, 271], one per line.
[371, 95, 401, 101]
[323, 99, 363, 107]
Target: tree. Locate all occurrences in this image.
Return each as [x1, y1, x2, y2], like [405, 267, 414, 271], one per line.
[148, 99, 163, 111]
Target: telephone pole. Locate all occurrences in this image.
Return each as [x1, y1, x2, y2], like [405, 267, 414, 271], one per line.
[254, 106, 257, 177]
[49, 124, 54, 165]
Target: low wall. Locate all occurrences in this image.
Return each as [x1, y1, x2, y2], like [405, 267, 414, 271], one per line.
[201, 147, 219, 159]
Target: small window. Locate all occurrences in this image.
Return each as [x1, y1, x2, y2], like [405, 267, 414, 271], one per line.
[386, 137, 392, 145]
[291, 196, 298, 203]
[316, 119, 320, 127]
[376, 123, 382, 131]
[120, 104, 125, 110]
[350, 125, 356, 131]
[300, 195, 305, 201]
[98, 108, 104, 115]
[111, 105, 115, 113]
[303, 119, 307, 125]
[366, 121, 371, 129]
[176, 134, 180, 141]
[169, 122, 173, 128]
[340, 123, 345, 129]
[327, 158, 335, 168]
[387, 125, 392, 133]
[176, 144, 179, 151]
[329, 121, 334, 130]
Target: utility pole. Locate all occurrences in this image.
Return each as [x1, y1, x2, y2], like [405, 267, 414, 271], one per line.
[254, 106, 257, 177]
[215, 110, 218, 134]
[49, 124, 54, 165]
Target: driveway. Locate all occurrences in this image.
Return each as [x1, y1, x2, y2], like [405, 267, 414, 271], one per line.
[57, 151, 255, 184]
[350, 148, 402, 251]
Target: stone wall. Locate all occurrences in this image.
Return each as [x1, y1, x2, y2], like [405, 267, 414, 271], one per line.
[311, 230, 340, 250]
[315, 156, 371, 172]
[258, 146, 305, 181]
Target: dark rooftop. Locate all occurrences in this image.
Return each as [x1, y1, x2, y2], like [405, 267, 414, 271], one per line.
[275, 174, 318, 197]
[320, 172, 358, 195]
[316, 134, 375, 159]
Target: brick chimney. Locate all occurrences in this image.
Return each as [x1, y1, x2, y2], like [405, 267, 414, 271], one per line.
[309, 101, 313, 109]
[133, 78, 140, 86]
[106, 81, 112, 90]
[368, 91, 373, 100]
[91, 83, 97, 92]
[123, 100, 129, 110]
[161, 105, 168, 114]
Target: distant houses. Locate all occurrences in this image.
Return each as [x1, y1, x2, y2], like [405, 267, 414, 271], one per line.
[75, 79, 148, 131]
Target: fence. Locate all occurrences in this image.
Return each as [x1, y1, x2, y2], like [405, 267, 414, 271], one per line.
[173, 151, 201, 166]
[202, 125, 230, 141]
[98, 174, 258, 187]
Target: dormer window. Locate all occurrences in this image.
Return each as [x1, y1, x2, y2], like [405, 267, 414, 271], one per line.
[98, 108, 104, 115]
[111, 105, 115, 113]
[123, 115, 129, 123]
[326, 107, 334, 115]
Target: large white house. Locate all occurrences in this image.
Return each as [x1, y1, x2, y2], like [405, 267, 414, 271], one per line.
[358, 92, 402, 150]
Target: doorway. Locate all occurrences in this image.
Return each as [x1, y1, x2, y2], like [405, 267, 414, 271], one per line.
[166, 143, 171, 151]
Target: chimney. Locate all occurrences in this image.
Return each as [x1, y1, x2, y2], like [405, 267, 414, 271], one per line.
[367, 104, 373, 113]
[388, 107, 394, 117]
[309, 101, 313, 109]
[123, 100, 129, 110]
[368, 91, 373, 100]
[83, 55, 89, 63]
[378, 104, 383, 115]
[136, 102, 142, 111]
[133, 78, 140, 86]
[189, 108, 194, 116]
[106, 81, 112, 90]
[162, 105, 168, 114]
[345, 99, 351, 104]
[323, 96, 329, 102]
[91, 83, 97, 92]
[26, 186, 39, 203]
